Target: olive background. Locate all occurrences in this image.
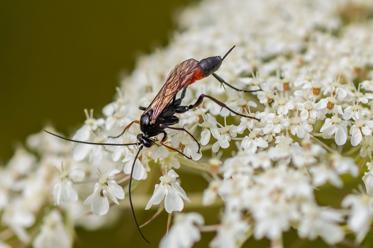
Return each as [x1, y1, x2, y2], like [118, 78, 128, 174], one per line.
[0, 0, 194, 162]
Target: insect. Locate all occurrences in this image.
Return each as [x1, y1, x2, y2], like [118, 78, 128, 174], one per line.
[46, 45, 260, 243]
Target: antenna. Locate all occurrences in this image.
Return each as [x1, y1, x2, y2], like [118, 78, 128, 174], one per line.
[222, 45, 236, 60]
[44, 130, 138, 146]
[128, 146, 150, 243]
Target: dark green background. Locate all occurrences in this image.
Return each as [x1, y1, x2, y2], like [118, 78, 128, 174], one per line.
[0, 0, 194, 162]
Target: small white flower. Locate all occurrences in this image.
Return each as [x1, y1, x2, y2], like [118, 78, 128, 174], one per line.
[240, 132, 268, 154]
[343, 104, 370, 121]
[363, 162, 373, 196]
[160, 213, 203, 248]
[202, 180, 221, 205]
[309, 164, 342, 187]
[210, 211, 249, 248]
[72, 109, 105, 163]
[288, 115, 313, 139]
[342, 193, 373, 242]
[198, 114, 237, 153]
[53, 163, 84, 205]
[84, 169, 124, 215]
[7, 148, 36, 176]
[2, 200, 35, 242]
[350, 119, 373, 146]
[122, 152, 147, 181]
[145, 170, 189, 213]
[33, 211, 72, 248]
[260, 112, 288, 135]
[53, 180, 77, 206]
[297, 100, 319, 123]
[267, 135, 293, 161]
[273, 94, 295, 116]
[170, 129, 202, 161]
[361, 80, 373, 92]
[320, 115, 348, 145]
[360, 135, 373, 158]
[298, 205, 344, 244]
[331, 154, 358, 177]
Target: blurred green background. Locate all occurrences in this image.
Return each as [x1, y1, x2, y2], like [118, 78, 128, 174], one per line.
[0, 0, 194, 162]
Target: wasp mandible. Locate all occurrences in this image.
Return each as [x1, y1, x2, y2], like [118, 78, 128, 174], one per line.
[46, 45, 260, 243]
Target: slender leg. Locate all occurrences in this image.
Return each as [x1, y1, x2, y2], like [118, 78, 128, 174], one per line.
[172, 87, 188, 106]
[159, 142, 192, 160]
[212, 73, 261, 93]
[139, 106, 146, 111]
[167, 126, 201, 153]
[160, 131, 167, 143]
[188, 94, 259, 121]
[180, 87, 187, 99]
[109, 120, 140, 139]
[152, 129, 191, 159]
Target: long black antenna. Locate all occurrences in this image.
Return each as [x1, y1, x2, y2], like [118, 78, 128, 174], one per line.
[44, 130, 138, 146]
[222, 45, 236, 61]
[128, 146, 150, 243]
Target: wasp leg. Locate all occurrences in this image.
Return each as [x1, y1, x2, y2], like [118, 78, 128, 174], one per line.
[160, 130, 168, 143]
[159, 141, 192, 160]
[167, 126, 201, 153]
[109, 120, 140, 139]
[172, 87, 188, 106]
[139, 106, 146, 111]
[188, 94, 259, 121]
[212, 73, 261, 93]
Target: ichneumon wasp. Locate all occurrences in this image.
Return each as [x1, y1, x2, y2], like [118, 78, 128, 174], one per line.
[46, 45, 260, 243]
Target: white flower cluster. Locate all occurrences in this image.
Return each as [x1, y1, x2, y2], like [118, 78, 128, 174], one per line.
[1, 0, 373, 247]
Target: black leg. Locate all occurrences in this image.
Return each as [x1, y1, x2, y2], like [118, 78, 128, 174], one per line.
[174, 105, 189, 113]
[180, 87, 187, 100]
[188, 94, 259, 121]
[152, 127, 192, 159]
[172, 87, 188, 106]
[212, 73, 261, 93]
[160, 130, 167, 143]
[158, 141, 192, 160]
[139, 106, 146, 111]
[109, 120, 140, 139]
[167, 126, 201, 153]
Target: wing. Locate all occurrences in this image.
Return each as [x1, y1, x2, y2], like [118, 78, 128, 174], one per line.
[146, 59, 200, 124]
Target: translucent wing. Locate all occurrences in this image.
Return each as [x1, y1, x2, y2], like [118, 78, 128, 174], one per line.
[146, 59, 200, 123]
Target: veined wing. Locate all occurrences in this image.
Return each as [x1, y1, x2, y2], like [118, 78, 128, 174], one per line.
[147, 58, 200, 123]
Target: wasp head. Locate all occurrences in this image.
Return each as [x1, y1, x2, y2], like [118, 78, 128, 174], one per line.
[198, 45, 235, 77]
[198, 56, 222, 77]
[137, 133, 153, 148]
